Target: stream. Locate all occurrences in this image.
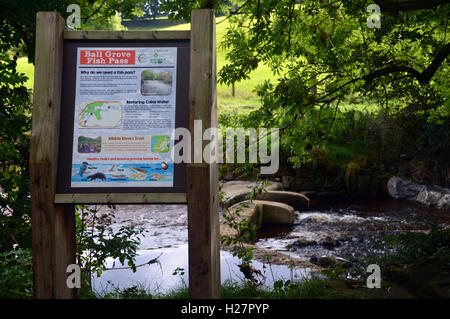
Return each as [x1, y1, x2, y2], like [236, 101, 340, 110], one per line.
[91, 198, 449, 295]
[257, 198, 450, 264]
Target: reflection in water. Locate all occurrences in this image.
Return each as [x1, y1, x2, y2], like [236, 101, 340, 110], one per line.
[92, 204, 310, 295]
[92, 245, 311, 295]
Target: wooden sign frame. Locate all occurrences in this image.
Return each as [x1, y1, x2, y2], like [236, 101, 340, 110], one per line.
[30, 10, 219, 299]
[55, 36, 190, 204]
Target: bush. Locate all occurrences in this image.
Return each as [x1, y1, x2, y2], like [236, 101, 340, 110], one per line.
[388, 221, 450, 264]
[75, 205, 147, 290]
[0, 51, 32, 253]
[0, 247, 33, 298]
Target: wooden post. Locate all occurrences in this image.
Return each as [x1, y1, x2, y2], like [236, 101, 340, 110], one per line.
[187, 9, 220, 298]
[30, 12, 76, 299]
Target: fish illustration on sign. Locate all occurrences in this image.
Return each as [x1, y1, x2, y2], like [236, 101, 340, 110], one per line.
[87, 172, 106, 181]
[130, 165, 147, 174]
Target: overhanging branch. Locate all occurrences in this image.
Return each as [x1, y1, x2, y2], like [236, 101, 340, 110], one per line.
[364, 43, 450, 84]
[374, 0, 450, 13]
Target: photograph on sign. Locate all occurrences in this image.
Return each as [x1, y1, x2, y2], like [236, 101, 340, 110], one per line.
[70, 47, 177, 188]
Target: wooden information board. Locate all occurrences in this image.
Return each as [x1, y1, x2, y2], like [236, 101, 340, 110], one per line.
[30, 10, 220, 299]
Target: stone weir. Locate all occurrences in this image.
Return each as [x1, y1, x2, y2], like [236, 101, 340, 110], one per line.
[219, 180, 320, 269]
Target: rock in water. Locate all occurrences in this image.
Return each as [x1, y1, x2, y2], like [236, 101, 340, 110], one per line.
[416, 187, 445, 207]
[317, 255, 337, 268]
[387, 176, 424, 199]
[387, 176, 450, 210]
[310, 255, 351, 268]
[436, 194, 450, 211]
[254, 200, 295, 224]
[309, 256, 318, 264]
[321, 236, 340, 249]
[288, 238, 317, 250]
[255, 190, 310, 210]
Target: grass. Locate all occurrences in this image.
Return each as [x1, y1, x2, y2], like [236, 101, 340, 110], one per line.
[81, 277, 364, 299]
[16, 57, 34, 90]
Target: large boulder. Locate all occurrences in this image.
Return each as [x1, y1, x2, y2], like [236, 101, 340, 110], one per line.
[388, 176, 425, 199]
[255, 190, 310, 210]
[388, 176, 450, 210]
[254, 200, 295, 224]
[220, 201, 260, 239]
[220, 199, 295, 239]
[320, 236, 340, 249]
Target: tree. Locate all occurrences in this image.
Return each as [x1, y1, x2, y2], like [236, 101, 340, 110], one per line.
[0, 52, 32, 251]
[142, 0, 162, 20]
[162, 0, 449, 171]
[0, 0, 148, 61]
[0, 0, 145, 252]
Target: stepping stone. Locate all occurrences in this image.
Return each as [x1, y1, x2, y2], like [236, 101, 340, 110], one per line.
[254, 200, 295, 225]
[220, 201, 259, 239]
[220, 180, 282, 206]
[220, 199, 295, 239]
[255, 190, 310, 210]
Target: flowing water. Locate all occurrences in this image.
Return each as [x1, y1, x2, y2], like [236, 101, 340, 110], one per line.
[257, 198, 449, 263]
[91, 199, 449, 295]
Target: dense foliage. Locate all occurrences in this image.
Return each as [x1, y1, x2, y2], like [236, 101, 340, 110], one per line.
[0, 0, 147, 297]
[0, 53, 32, 252]
[164, 0, 450, 189]
[76, 205, 146, 290]
[0, 0, 149, 250]
[0, 247, 33, 298]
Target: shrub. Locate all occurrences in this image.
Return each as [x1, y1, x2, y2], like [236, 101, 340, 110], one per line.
[0, 247, 33, 298]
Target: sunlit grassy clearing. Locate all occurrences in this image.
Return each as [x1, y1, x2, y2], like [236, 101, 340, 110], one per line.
[16, 57, 34, 90]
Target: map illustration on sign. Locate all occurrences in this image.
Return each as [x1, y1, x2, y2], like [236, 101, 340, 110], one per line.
[78, 101, 122, 128]
[151, 135, 170, 153]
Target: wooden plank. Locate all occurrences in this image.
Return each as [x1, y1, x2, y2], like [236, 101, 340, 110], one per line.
[187, 9, 220, 299]
[64, 30, 190, 40]
[55, 205, 76, 299]
[30, 12, 76, 299]
[55, 193, 187, 204]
